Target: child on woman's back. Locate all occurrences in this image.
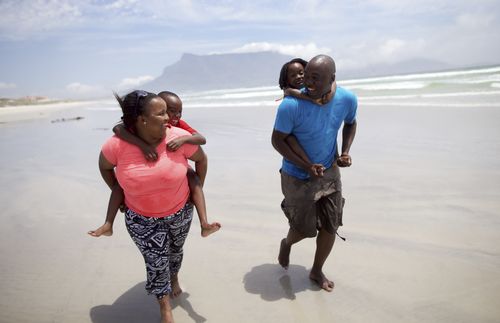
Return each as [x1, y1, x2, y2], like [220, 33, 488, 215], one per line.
[89, 91, 221, 238]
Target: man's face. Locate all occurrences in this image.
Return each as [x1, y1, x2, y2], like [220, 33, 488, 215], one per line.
[304, 63, 334, 100]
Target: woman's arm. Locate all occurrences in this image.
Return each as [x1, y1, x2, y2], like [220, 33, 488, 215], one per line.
[99, 151, 118, 189]
[113, 124, 158, 161]
[187, 146, 208, 186]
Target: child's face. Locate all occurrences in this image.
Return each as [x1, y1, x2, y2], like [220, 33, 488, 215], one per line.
[164, 96, 183, 126]
[287, 62, 305, 89]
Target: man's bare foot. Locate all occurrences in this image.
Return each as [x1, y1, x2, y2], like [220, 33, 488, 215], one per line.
[309, 270, 334, 292]
[201, 222, 221, 237]
[88, 223, 113, 237]
[170, 274, 183, 298]
[278, 238, 291, 269]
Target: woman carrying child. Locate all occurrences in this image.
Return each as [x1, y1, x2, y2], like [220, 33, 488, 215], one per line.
[92, 90, 207, 323]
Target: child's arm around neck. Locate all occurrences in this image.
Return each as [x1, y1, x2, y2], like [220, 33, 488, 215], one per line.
[113, 123, 158, 161]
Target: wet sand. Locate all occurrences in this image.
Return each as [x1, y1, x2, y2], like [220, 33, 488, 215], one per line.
[0, 100, 499, 322]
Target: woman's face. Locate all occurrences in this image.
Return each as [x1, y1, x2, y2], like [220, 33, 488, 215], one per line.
[287, 62, 305, 89]
[141, 98, 169, 138]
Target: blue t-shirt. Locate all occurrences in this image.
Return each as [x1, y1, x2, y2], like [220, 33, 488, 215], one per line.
[274, 86, 357, 179]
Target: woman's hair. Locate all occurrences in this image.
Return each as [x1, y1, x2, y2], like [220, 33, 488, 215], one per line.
[114, 90, 158, 132]
[278, 58, 308, 90]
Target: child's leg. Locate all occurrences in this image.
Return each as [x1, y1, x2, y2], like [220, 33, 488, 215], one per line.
[187, 168, 220, 237]
[88, 184, 124, 237]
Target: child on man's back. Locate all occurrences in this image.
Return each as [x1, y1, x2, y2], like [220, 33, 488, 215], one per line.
[277, 58, 337, 177]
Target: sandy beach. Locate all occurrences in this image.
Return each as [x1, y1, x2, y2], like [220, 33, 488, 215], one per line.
[1, 98, 500, 323]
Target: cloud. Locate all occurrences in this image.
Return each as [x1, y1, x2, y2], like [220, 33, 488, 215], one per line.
[0, 82, 17, 89]
[64, 77, 154, 99]
[65, 82, 106, 98]
[378, 39, 406, 57]
[117, 75, 154, 89]
[104, 0, 139, 10]
[0, 0, 82, 40]
[231, 42, 331, 60]
[456, 12, 495, 29]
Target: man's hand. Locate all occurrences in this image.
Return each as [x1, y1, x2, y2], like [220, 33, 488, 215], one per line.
[309, 164, 326, 177]
[336, 154, 352, 167]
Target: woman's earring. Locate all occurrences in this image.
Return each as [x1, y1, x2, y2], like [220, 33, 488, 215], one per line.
[143, 121, 147, 125]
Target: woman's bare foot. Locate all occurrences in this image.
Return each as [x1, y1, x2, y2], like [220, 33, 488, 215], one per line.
[201, 222, 221, 237]
[278, 238, 291, 269]
[158, 295, 174, 323]
[170, 274, 183, 298]
[88, 222, 113, 237]
[309, 270, 334, 292]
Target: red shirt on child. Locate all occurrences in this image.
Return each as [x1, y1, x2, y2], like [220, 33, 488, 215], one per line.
[176, 119, 197, 134]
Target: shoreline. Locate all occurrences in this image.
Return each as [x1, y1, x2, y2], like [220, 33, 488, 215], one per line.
[0, 100, 104, 124]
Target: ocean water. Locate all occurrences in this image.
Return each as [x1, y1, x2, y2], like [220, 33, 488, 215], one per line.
[80, 65, 500, 112]
[2, 64, 499, 198]
[176, 65, 500, 109]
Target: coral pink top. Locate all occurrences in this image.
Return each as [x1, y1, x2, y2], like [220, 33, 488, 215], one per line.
[101, 127, 198, 217]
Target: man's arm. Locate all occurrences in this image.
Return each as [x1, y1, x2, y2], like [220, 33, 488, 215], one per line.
[187, 146, 208, 186]
[272, 130, 325, 177]
[285, 135, 312, 165]
[337, 120, 357, 167]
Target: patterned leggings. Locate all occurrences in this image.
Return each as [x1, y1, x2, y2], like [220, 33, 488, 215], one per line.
[125, 203, 193, 299]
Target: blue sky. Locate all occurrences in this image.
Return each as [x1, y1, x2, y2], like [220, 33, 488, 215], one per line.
[1, 0, 499, 99]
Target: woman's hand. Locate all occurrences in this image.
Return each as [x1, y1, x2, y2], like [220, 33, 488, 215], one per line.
[88, 222, 113, 237]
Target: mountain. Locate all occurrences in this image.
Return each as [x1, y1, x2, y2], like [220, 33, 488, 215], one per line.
[143, 52, 453, 93]
[143, 51, 293, 93]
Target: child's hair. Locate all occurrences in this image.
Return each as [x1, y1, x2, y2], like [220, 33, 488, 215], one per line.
[113, 90, 158, 132]
[158, 90, 180, 101]
[278, 58, 308, 90]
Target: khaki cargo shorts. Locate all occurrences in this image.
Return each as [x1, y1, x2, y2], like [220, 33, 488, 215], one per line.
[280, 165, 345, 238]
